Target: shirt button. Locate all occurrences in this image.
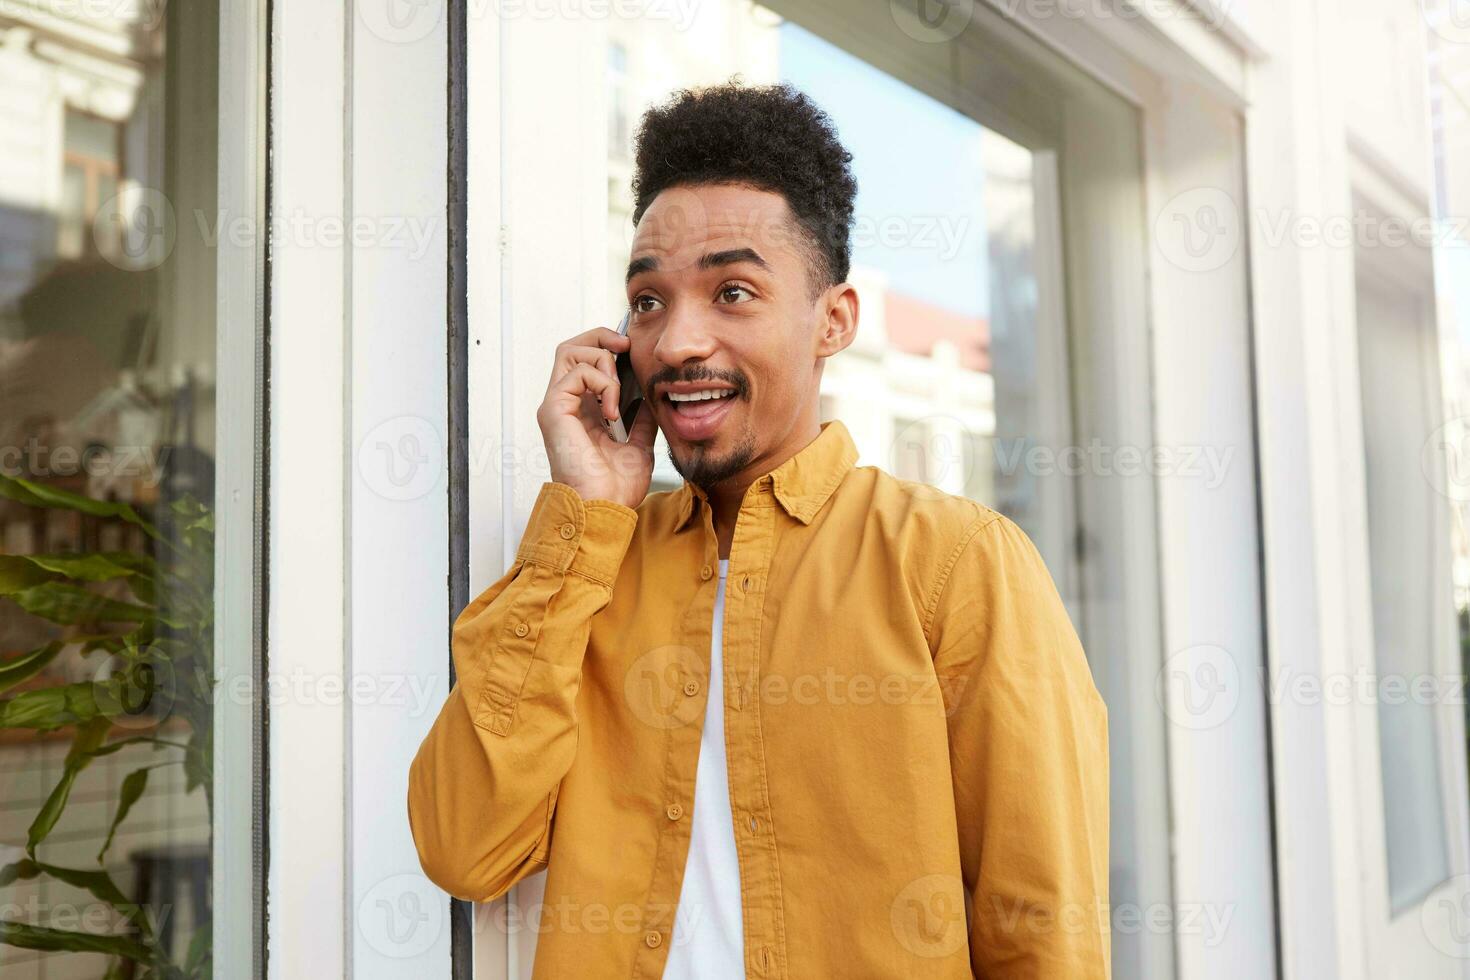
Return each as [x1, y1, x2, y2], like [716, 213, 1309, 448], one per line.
[666, 803, 683, 820]
[513, 622, 529, 637]
[700, 564, 713, 580]
[683, 680, 699, 697]
[741, 575, 750, 592]
[748, 815, 759, 833]
[559, 522, 576, 540]
[645, 930, 662, 948]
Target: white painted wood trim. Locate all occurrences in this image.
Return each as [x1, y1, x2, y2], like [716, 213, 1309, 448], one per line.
[266, 0, 348, 975]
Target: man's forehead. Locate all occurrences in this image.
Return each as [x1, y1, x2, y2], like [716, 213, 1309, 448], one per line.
[631, 185, 798, 257]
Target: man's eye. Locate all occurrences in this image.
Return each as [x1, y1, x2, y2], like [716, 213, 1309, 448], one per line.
[632, 295, 662, 314]
[716, 284, 754, 304]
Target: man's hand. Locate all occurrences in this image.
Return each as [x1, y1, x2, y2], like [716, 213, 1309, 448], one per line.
[536, 326, 659, 509]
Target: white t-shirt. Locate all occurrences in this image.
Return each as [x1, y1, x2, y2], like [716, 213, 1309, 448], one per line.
[662, 558, 746, 978]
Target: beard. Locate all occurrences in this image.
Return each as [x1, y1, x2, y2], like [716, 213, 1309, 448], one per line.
[667, 424, 758, 491]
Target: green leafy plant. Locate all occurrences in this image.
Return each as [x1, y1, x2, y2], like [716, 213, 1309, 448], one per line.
[0, 473, 213, 980]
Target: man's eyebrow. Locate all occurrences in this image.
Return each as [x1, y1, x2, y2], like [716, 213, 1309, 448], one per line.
[625, 255, 658, 285]
[699, 248, 771, 273]
[625, 247, 772, 285]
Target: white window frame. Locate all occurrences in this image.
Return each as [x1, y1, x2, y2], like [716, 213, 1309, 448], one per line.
[214, 0, 267, 973]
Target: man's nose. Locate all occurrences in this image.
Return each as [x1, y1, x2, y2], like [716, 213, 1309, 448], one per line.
[653, 302, 717, 367]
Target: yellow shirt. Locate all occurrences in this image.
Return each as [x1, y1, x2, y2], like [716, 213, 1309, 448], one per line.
[408, 418, 1111, 978]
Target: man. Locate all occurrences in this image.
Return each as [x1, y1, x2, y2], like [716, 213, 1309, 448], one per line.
[409, 81, 1110, 978]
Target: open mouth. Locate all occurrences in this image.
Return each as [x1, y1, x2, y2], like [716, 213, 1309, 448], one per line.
[662, 387, 738, 441]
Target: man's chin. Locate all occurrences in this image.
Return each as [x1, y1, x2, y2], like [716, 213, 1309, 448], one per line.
[666, 435, 756, 490]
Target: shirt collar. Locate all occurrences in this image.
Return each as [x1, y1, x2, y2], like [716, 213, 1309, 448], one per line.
[673, 418, 859, 532]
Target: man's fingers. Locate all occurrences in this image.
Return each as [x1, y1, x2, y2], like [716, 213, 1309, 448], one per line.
[554, 328, 629, 363]
[547, 362, 618, 420]
[551, 345, 618, 388]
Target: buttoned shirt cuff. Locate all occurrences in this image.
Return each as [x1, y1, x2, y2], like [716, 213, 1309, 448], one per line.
[514, 482, 638, 586]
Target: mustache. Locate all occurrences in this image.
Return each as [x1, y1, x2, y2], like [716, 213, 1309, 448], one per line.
[648, 365, 748, 398]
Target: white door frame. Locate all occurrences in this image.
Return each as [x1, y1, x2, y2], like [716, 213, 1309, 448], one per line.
[267, 1, 453, 977]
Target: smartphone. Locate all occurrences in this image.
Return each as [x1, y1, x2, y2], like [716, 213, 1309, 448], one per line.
[602, 310, 644, 443]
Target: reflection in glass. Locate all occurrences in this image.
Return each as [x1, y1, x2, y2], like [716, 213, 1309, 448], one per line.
[1, 4, 221, 978]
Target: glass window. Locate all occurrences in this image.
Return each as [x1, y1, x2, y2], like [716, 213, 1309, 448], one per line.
[1356, 266, 1453, 913]
[1, 2, 249, 977]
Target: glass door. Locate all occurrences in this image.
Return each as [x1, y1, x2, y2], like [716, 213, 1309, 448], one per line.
[0, 1, 264, 977]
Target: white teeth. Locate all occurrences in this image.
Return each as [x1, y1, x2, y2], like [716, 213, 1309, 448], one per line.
[667, 389, 734, 403]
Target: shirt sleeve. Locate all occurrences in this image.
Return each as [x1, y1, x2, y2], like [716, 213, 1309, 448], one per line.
[925, 512, 1111, 979]
[407, 481, 638, 902]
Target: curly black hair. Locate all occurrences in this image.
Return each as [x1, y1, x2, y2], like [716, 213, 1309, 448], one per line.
[630, 79, 858, 300]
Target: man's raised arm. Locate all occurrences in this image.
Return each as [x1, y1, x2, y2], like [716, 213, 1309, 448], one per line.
[407, 481, 636, 902]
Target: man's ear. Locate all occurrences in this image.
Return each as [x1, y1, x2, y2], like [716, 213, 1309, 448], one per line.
[814, 282, 859, 358]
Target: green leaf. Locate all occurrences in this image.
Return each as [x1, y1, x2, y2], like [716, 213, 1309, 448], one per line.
[92, 735, 186, 757]
[97, 767, 149, 862]
[28, 718, 110, 854]
[9, 582, 155, 626]
[4, 859, 132, 909]
[0, 641, 65, 695]
[0, 920, 153, 962]
[184, 921, 211, 976]
[0, 683, 102, 730]
[0, 474, 160, 540]
[0, 555, 56, 592]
